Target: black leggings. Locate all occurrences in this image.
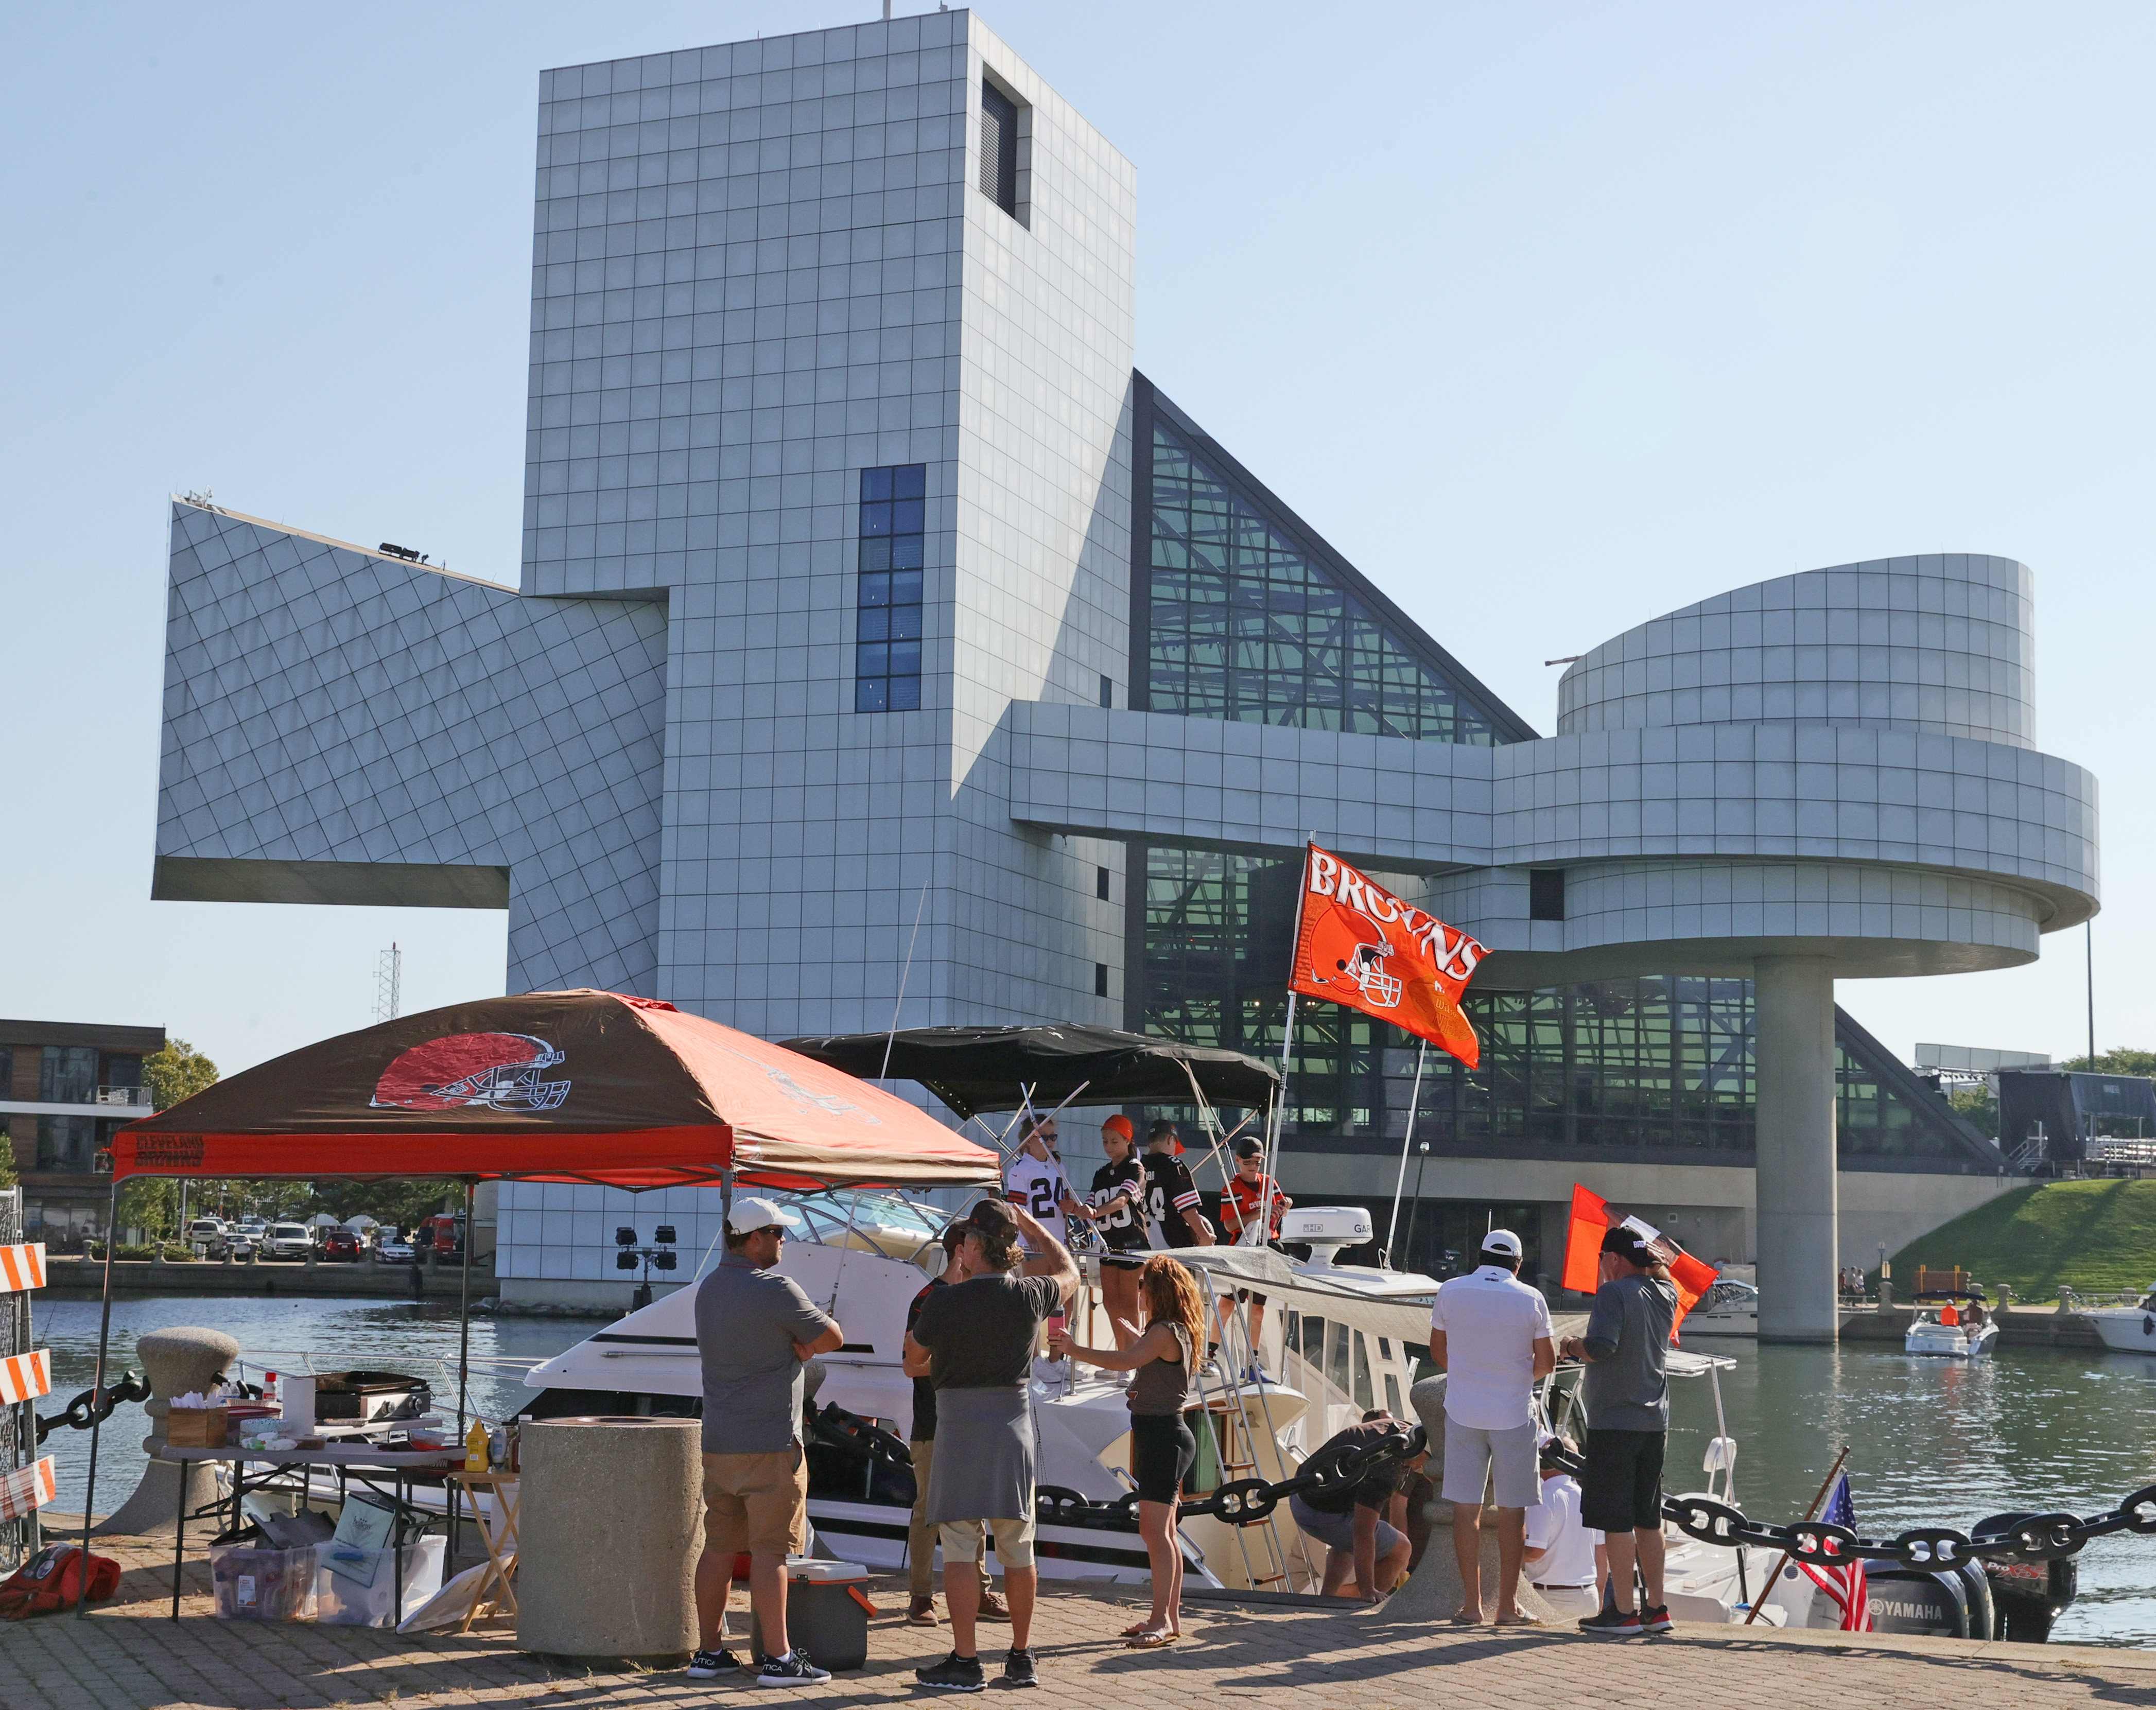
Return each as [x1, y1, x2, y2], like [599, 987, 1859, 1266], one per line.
[1131, 1414, 1196, 1505]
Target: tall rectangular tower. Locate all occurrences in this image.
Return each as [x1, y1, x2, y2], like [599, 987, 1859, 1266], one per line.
[523, 12, 1137, 1037]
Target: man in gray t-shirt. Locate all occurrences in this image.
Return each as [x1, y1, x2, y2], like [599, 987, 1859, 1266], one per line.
[1558, 1226, 1678, 1637]
[688, 1197, 843, 1683]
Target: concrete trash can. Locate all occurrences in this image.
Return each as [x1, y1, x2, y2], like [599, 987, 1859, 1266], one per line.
[515, 1416, 702, 1662]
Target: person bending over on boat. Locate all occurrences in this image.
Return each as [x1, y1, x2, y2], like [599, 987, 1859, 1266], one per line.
[1522, 1432, 1606, 1599]
[1290, 1411, 1426, 1601]
[1087, 1115, 1152, 1351]
[688, 1196, 846, 1685]
[1003, 1114, 1088, 1253]
[904, 1197, 1079, 1691]
[1428, 1229, 1557, 1625]
[1219, 1136, 1292, 1380]
[906, 1221, 1005, 1630]
[1557, 1227, 1677, 1639]
[1049, 1253, 1207, 1647]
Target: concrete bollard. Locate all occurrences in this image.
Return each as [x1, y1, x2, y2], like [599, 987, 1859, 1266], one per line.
[1996, 1283, 2014, 1313]
[516, 1416, 702, 1662]
[1876, 1280, 1894, 1316]
[97, 1325, 240, 1537]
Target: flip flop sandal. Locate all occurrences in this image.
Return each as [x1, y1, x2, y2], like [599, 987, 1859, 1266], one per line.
[1124, 1631, 1175, 1649]
[1495, 1614, 1546, 1627]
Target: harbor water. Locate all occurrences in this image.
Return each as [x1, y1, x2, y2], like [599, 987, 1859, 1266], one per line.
[26, 1295, 2156, 1646]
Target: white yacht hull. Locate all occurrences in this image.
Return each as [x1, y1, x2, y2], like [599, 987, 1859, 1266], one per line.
[2082, 1307, 2156, 1353]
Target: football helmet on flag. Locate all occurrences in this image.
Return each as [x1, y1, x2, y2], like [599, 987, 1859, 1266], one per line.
[370, 1032, 571, 1112]
[1334, 932, 1403, 1009]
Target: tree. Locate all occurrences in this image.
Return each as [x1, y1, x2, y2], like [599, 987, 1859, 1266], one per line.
[2061, 1048, 2156, 1077]
[1948, 1085, 1998, 1138]
[144, 1039, 220, 1111]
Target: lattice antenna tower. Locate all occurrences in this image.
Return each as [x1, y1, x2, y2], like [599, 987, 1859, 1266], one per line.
[374, 943, 403, 1023]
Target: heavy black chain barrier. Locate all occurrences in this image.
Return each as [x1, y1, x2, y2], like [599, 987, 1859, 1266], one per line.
[34, 1372, 150, 1443]
[1038, 1420, 1429, 1531]
[1540, 1439, 2156, 1570]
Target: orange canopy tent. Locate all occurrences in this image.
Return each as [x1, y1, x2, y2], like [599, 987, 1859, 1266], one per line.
[74, 992, 996, 1593]
[110, 989, 1000, 1192]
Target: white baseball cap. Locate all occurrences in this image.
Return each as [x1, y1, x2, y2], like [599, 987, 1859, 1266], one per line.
[1481, 1229, 1523, 1259]
[726, 1196, 790, 1234]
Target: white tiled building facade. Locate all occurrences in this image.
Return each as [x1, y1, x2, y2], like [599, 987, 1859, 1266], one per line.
[152, 15, 2098, 1336]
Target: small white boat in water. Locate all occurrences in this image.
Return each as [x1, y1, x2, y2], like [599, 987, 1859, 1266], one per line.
[1678, 1278, 1759, 1339]
[2079, 1285, 2156, 1354]
[1905, 1302, 1998, 1358]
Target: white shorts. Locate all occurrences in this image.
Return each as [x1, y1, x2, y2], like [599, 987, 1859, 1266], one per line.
[938, 1512, 1037, 1571]
[1440, 1417, 1541, 1509]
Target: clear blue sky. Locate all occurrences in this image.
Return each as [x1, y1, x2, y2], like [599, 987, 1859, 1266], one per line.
[3, 3, 2149, 1075]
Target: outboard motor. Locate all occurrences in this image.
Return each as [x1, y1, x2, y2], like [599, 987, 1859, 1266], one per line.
[1974, 1511, 2079, 1642]
[1864, 1566, 1972, 1637]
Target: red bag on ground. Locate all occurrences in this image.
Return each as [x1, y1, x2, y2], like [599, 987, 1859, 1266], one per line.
[0, 1543, 124, 1618]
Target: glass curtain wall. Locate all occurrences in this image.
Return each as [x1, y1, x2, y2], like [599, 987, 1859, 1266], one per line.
[1139, 843, 1969, 1163]
[1144, 421, 1502, 743]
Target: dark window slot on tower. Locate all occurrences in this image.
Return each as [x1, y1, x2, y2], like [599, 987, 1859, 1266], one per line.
[1529, 869, 1566, 921]
[856, 464, 927, 713]
[1099, 673, 1114, 708]
[980, 80, 1019, 216]
[1097, 865, 1111, 901]
[1094, 963, 1110, 999]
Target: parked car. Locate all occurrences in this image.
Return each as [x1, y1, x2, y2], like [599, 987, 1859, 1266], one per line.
[374, 1235, 415, 1265]
[419, 1212, 466, 1266]
[185, 1217, 229, 1255]
[266, 1222, 314, 1260]
[319, 1229, 362, 1262]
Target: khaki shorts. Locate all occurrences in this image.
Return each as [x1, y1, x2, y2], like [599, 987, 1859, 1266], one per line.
[703, 1444, 808, 1559]
[938, 1511, 1037, 1571]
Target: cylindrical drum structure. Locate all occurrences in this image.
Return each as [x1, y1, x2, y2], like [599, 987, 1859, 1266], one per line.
[516, 1417, 703, 1661]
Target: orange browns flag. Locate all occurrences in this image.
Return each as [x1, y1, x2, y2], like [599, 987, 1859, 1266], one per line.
[1289, 844, 1488, 1068]
[1562, 1183, 1719, 1341]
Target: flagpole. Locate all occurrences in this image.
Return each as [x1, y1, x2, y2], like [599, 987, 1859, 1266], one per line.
[1263, 841, 1316, 1227]
[1382, 1039, 1427, 1268]
[1742, 1444, 1849, 1626]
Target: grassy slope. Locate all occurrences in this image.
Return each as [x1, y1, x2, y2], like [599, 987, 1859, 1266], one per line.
[1887, 1179, 2156, 1296]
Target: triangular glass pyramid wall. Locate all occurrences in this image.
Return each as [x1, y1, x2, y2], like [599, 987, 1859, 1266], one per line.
[1134, 376, 1534, 745]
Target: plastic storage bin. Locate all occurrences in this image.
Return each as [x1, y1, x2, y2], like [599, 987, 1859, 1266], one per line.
[749, 1560, 875, 1670]
[210, 1542, 317, 1621]
[312, 1535, 446, 1627]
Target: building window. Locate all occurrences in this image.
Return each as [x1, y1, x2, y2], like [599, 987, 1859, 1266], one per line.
[1528, 869, 1566, 921]
[1144, 418, 1507, 744]
[980, 80, 1018, 216]
[1095, 963, 1110, 999]
[35, 1116, 96, 1173]
[856, 464, 926, 713]
[1097, 865, 1111, 901]
[1099, 673, 1114, 709]
[41, 1045, 97, 1104]
[1133, 842, 1980, 1166]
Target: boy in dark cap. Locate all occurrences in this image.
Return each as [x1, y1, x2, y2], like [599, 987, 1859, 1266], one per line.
[1558, 1226, 1677, 1637]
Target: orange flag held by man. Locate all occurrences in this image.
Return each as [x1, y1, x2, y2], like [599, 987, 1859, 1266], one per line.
[1288, 844, 1488, 1068]
[1562, 1183, 1719, 1339]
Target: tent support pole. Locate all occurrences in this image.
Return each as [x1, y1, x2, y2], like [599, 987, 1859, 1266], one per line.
[1382, 1041, 1428, 1268]
[1260, 992, 1298, 1237]
[77, 1174, 120, 1616]
[457, 1180, 475, 1446]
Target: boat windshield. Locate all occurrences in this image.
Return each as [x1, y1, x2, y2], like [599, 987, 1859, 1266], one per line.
[774, 1191, 953, 1252]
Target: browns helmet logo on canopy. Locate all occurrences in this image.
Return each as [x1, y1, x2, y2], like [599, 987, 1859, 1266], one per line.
[370, 1033, 571, 1113]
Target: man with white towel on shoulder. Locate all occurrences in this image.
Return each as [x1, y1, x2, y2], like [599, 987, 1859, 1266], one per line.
[1427, 1229, 1557, 1625]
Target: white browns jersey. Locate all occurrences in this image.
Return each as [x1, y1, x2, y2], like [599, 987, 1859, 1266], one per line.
[1004, 1151, 1071, 1248]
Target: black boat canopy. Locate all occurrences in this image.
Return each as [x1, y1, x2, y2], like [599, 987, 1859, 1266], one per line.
[777, 1024, 1281, 1121]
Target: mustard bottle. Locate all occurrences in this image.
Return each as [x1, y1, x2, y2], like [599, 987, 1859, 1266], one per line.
[466, 1418, 490, 1472]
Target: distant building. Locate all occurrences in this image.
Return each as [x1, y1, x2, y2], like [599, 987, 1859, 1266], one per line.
[0, 1021, 162, 1242]
[146, 14, 2099, 1337]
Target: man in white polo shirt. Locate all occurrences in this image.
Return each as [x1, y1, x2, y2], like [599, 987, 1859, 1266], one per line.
[1428, 1230, 1556, 1624]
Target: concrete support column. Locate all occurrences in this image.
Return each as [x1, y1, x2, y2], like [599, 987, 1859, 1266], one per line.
[1753, 955, 1839, 1343]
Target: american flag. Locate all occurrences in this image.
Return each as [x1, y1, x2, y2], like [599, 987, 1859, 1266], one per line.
[1797, 1474, 1872, 1631]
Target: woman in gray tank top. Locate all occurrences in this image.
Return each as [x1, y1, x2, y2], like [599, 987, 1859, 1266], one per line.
[1048, 1254, 1206, 1646]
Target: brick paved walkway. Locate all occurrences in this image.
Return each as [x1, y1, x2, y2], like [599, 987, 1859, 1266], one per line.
[5, 1532, 2153, 1710]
